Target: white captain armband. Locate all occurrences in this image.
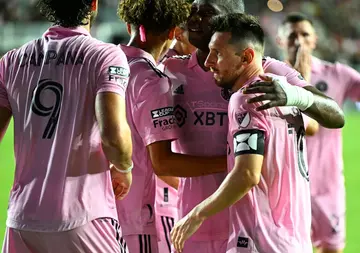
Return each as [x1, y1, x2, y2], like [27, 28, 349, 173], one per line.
[233, 129, 265, 156]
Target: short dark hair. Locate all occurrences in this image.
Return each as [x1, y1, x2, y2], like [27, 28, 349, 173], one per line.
[194, 0, 245, 14]
[37, 0, 93, 27]
[210, 13, 265, 53]
[118, 0, 191, 34]
[282, 12, 313, 26]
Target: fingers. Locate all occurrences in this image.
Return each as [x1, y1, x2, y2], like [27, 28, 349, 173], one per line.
[255, 101, 282, 111]
[117, 186, 130, 200]
[246, 94, 277, 104]
[112, 180, 130, 200]
[243, 85, 275, 95]
[170, 225, 183, 253]
[259, 74, 273, 82]
[113, 182, 124, 199]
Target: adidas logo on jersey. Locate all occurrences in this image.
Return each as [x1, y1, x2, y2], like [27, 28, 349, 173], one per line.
[173, 85, 184, 95]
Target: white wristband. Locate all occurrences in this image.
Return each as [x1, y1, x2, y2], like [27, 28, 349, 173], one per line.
[276, 77, 314, 111]
[113, 162, 134, 174]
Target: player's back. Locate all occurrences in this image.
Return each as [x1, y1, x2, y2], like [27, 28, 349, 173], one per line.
[1, 26, 128, 232]
[117, 45, 177, 236]
[227, 75, 312, 252]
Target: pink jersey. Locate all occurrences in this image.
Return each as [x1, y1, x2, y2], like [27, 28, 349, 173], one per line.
[155, 178, 178, 218]
[0, 26, 130, 232]
[307, 57, 360, 196]
[161, 53, 308, 241]
[118, 45, 179, 236]
[226, 75, 312, 253]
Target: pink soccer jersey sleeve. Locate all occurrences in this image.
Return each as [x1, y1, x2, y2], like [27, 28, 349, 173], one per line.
[133, 76, 179, 146]
[340, 63, 360, 101]
[96, 46, 130, 98]
[263, 57, 308, 88]
[0, 56, 11, 111]
[229, 91, 269, 157]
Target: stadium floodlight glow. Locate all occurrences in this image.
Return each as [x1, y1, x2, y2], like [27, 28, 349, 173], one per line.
[267, 0, 284, 12]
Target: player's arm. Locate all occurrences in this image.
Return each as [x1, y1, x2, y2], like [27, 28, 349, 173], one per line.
[135, 73, 226, 177]
[193, 153, 263, 219]
[342, 63, 360, 102]
[171, 130, 264, 252]
[158, 176, 179, 190]
[244, 65, 345, 129]
[147, 141, 226, 177]
[95, 92, 132, 171]
[302, 85, 344, 129]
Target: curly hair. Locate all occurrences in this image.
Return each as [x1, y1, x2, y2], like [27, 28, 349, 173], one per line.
[118, 0, 191, 34]
[37, 0, 93, 27]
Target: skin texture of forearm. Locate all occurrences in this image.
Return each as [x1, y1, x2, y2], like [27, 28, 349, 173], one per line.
[303, 86, 345, 129]
[155, 153, 227, 177]
[194, 165, 255, 220]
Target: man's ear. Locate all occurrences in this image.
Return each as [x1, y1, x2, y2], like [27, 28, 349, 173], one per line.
[174, 26, 184, 41]
[168, 27, 177, 40]
[126, 23, 131, 36]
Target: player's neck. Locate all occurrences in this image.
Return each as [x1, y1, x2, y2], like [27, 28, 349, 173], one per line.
[128, 35, 164, 62]
[232, 63, 264, 92]
[196, 49, 210, 71]
[81, 23, 91, 32]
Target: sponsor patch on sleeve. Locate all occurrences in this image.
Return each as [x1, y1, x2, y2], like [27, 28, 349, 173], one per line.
[108, 66, 130, 77]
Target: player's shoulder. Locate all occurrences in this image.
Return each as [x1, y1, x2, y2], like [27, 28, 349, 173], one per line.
[312, 57, 336, 70]
[262, 56, 292, 70]
[90, 39, 127, 58]
[130, 57, 169, 81]
[332, 60, 360, 77]
[0, 39, 39, 67]
[1, 48, 17, 63]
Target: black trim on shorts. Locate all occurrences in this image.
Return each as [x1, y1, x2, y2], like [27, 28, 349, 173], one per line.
[139, 234, 152, 253]
[161, 216, 175, 253]
[109, 219, 127, 253]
